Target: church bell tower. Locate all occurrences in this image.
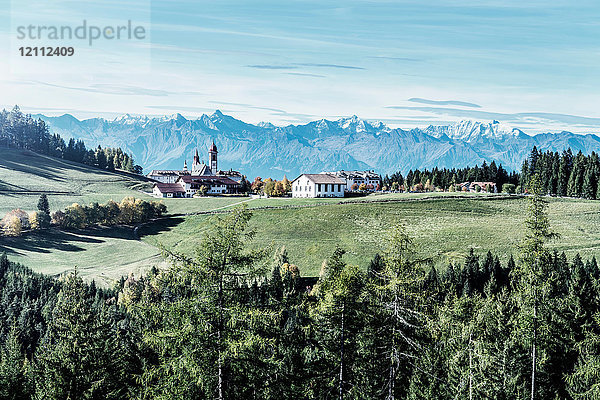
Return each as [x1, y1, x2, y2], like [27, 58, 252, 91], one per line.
[209, 141, 218, 172]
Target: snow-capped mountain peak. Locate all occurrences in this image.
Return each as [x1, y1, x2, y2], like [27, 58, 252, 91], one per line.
[37, 111, 600, 178]
[425, 120, 524, 142]
[113, 113, 151, 125]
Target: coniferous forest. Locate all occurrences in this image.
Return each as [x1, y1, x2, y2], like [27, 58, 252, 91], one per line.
[520, 146, 600, 199]
[0, 180, 599, 399]
[383, 161, 519, 192]
[0, 106, 141, 174]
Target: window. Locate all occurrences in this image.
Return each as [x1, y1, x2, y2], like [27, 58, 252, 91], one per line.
[318, 183, 321, 192]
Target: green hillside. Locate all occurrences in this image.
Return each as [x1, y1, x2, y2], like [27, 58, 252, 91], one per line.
[139, 195, 600, 277]
[2, 147, 599, 285]
[0, 148, 248, 283]
[0, 147, 152, 215]
[0, 147, 251, 215]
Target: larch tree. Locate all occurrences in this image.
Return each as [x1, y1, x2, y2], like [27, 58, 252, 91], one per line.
[515, 175, 558, 400]
[139, 205, 271, 399]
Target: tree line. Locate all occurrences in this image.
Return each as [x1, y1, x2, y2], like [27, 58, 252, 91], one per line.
[383, 161, 519, 193]
[0, 106, 142, 174]
[521, 146, 600, 199]
[251, 176, 292, 196]
[1, 195, 167, 236]
[0, 181, 599, 398]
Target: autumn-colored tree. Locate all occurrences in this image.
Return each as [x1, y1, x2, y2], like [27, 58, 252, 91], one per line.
[252, 177, 264, 193]
[281, 175, 292, 193]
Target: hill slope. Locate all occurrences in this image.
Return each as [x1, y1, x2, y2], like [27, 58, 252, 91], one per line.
[38, 112, 600, 177]
[140, 195, 600, 277]
[0, 147, 152, 215]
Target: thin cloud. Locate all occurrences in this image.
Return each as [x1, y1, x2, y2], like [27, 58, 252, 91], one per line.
[146, 105, 235, 114]
[209, 101, 287, 114]
[408, 98, 482, 108]
[246, 65, 298, 70]
[368, 56, 422, 62]
[293, 63, 365, 70]
[23, 81, 203, 97]
[386, 105, 600, 131]
[285, 72, 326, 78]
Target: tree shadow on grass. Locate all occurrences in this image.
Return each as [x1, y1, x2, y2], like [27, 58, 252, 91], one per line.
[0, 229, 103, 256]
[77, 226, 138, 240]
[137, 217, 186, 239]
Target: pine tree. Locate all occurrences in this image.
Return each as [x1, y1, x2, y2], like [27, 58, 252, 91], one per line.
[582, 166, 596, 199]
[366, 225, 429, 399]
[140, 205, 271, 399]
[37, 194, 50, 214]
[35, 270, 125, 399]
[0, 327, 33, 399]
[515, 175, 558, 400]
[310, 248, 365, 400]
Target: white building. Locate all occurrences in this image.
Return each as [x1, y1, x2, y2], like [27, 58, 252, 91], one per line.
[147, 169, 189, 183]
[292, 174, 345, 198]
[152, 182, 186, 198]
[177, 175, 239, 196]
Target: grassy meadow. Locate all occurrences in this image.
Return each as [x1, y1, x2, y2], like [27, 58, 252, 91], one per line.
[2, 148, 599, 284]
[0, 226, 168, 287]
[139, 195, 600, 277]
[0, 148, 152, 215]
[0, 147, 252, 215]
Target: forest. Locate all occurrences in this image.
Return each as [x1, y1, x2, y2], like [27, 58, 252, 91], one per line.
[0, 106, 141, 174]
[520, 147, 600, 199]
[384, 147, 600, 201]
[383, 162, 519, 193]
[0, 179, 598, 399]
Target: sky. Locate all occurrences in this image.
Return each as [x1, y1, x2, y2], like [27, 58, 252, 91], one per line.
[0, 0, 599, 133]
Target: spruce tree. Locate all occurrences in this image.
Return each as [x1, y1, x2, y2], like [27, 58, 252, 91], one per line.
[140, 205, 271, 399]
[37, 194, 50, 214]
[515, 175, 558, 400]
[309, 248, 365, 400]
[35, 270, 125, 399]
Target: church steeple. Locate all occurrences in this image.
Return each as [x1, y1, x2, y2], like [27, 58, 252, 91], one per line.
[209, 141, 218, 172]
[183, 160, 188, 172]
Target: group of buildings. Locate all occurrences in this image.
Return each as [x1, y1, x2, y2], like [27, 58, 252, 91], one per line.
[148, 142, 244, 198]
[149, 142, 383, 199]
[456, 181, 498, 193]
[291, 170, 381, 198]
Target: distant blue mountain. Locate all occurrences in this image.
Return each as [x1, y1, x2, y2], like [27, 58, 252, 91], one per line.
[35, 111, 600, 178]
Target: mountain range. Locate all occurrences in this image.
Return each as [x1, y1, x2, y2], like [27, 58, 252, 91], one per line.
[35, 111, 600, 178]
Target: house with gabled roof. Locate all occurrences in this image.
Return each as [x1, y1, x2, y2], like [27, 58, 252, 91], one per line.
[291, 173, 345, 198]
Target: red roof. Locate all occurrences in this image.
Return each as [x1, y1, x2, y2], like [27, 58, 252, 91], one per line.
[154, 182, 185, 193]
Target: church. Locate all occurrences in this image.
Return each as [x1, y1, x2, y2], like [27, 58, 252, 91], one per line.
[150, 142, 242, 197]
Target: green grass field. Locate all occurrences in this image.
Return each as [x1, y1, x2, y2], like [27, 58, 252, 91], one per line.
[0, 148, 152, 214]
[2, 149, 599, 285]
[0, 226, 168, 286]
[139, 195, 600, 277]
[0, 147, 253, 215]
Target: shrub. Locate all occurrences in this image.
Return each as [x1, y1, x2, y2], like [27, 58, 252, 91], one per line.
[502, 183, 516, 194]
[1, 209, 30, 236]
[3, 216, 22, 236]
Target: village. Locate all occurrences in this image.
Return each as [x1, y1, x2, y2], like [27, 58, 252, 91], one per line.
[147, 142, 498, 199]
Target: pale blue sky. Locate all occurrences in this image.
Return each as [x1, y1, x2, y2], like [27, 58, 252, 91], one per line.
[1, 0, 599, 133]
